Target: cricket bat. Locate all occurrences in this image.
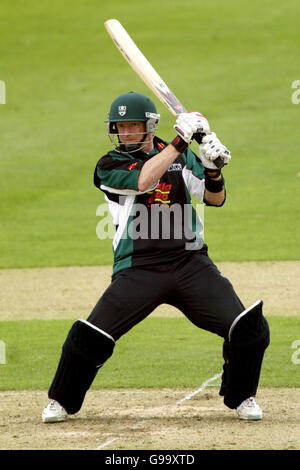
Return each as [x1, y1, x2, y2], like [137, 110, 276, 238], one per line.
[104, 19, 224, 168]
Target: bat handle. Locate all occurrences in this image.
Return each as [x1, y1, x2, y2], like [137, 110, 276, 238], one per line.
[193, 133, 224, 169]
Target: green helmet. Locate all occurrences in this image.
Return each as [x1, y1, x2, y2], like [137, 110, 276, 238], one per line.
[108, 91, 160, 135]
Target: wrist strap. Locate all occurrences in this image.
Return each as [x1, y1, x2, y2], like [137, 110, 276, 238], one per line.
[204, 168, 222, 178]
[171, 135, 188, 153]
[205, 173, 225, 193]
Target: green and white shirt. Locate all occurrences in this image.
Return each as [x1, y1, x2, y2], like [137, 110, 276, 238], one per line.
[94, 137, 209, 276]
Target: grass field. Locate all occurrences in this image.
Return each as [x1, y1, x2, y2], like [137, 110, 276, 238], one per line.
[1, 0, 299, 268]
[0, 0, 300, 451]
[1, 316, 300, 391]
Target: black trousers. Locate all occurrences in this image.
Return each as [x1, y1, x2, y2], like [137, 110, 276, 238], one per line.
[49, 250, 268, 412]
[87, 251, 244, 341]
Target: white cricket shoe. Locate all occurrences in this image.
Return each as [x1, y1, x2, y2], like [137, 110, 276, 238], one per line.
[236, 397, 262, 420]
[42, 399, 68, 423]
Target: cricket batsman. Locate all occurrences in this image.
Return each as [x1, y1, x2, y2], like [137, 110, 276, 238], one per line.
[42, 91, 270, 423]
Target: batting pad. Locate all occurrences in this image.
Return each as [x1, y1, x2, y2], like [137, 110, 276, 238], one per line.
[220, 300, 270, 409]
[48, 320, 115, 414]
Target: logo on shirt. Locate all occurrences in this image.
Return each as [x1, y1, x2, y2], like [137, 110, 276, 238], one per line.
[147, 182, 172, 205]
[168, 163, 182, 172]
[128, 162, 138, 170]
[118, 105, 127, 116]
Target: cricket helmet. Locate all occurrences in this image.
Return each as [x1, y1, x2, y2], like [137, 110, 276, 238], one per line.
[108, 91, 160, 131]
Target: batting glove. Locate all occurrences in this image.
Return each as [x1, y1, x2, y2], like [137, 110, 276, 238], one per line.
[174, 112, 210, 144]
[198, 132, 231, 169]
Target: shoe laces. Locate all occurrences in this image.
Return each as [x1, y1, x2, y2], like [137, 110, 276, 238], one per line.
[244, 397, 257, 408]
[49, 400, 59, 410]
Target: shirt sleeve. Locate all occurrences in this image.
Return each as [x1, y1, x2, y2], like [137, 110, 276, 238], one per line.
[94, 153, 158, 196]
[182, 148, 206, 201]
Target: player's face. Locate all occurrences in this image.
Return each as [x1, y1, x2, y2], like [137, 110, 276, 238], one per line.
[116, 121, 153, 152]
[117, 121, 146, 141]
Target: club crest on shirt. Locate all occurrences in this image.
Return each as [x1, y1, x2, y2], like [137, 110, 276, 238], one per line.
[118, 106, 127, 116]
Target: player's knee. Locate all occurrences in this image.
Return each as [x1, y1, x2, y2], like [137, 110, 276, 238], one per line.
[63, 319, 115, 367]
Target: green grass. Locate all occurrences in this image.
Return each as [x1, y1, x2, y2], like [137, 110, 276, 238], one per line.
[0, 0, 299, 268]
[0, 316, 299, 390]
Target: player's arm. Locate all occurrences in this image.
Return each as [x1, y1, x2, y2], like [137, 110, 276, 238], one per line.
[203, 170, 226, 207]
[138, 112, 208, 192]
[137, 144, 179, 192]
[177, 114, 230, 206]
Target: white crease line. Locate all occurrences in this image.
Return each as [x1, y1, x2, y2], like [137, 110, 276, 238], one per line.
[95, 436, 120, 450]
[176, 372, 223, 405]
[94, 419, 147, 450]
[133, 419, 148, 428]
[95, 374, 223, 450]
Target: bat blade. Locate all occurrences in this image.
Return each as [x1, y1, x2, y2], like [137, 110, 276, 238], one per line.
[104, 19, 225, 168]
[104, 19, 185, 116]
